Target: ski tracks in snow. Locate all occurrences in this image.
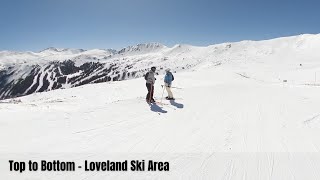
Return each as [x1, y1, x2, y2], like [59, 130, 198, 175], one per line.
[222, 160, 236, 180]
[304, 114, 320, 125]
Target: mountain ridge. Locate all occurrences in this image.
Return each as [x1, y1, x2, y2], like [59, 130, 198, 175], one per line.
[1, 34, 320, 100]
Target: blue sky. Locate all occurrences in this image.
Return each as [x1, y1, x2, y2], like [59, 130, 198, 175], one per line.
[0, 0, 319, 51]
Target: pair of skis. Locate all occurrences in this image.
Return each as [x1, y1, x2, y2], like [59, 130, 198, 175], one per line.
[160, 85, 182, 89]
[147, 101, 168, 106]
[147, 84, 181, 106]
[146, 84, 169, 106]
[146, 84, 167, 105]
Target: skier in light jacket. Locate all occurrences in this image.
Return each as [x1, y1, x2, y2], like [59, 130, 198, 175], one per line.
[164, 68, 174, 100]
[145, 66, 156, 103]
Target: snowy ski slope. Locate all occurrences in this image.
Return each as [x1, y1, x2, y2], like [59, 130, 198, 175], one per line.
[1, 34, 320, 179]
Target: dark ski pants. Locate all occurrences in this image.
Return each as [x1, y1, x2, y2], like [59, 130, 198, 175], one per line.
[146, 83, 154, 101]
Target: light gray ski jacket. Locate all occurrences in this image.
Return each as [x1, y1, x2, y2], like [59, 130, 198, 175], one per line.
[146, 70, 156, 84]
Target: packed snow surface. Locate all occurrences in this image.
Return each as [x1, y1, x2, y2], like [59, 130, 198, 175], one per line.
[1, 34, 320, 179]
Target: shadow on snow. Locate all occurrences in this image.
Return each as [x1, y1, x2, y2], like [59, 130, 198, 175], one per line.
[150, 103, 167, 113]
[170, 100, 184, 109]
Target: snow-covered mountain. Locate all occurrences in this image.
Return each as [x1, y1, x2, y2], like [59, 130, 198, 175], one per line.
[117, 42, 166, 55]
[1, 34, 320, 179]
[1, 34, 320, 100]
[39, 47, 86, 54]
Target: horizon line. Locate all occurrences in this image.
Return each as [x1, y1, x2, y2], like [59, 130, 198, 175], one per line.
[1, 33, 319, 53]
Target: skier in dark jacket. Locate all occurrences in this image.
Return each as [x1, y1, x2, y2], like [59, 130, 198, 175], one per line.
[145, 66, 156, 103]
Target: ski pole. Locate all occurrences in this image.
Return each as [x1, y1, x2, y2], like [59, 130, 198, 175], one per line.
[160, 84, 165, 103]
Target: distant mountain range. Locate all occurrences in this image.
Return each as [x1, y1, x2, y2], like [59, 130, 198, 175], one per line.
[1, 34, 320, 100]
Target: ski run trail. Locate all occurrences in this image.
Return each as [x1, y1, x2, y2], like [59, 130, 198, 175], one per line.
[2, 36, 320, 179]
